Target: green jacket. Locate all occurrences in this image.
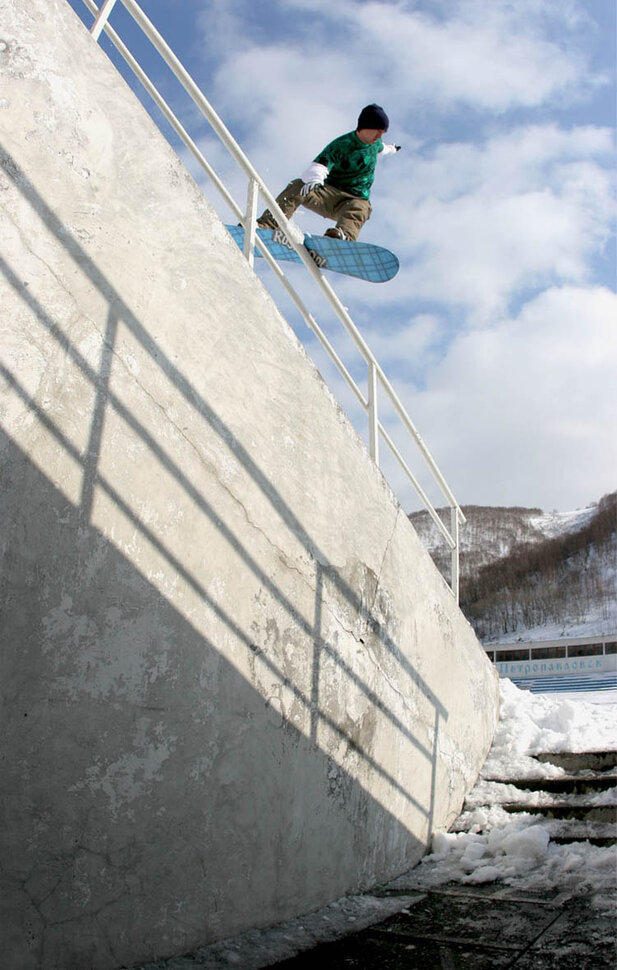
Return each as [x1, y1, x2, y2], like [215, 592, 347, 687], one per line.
[314, 131, 384, 200]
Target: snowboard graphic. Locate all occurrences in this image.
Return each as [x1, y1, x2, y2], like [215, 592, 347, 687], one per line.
[226, 225, 399, 283]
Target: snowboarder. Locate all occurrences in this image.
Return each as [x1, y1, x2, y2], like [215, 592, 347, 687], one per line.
[257, 104, 401, 242]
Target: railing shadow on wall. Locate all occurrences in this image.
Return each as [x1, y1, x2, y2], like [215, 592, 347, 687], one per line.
[69, 0, 466, 604]
[1, 144, 448, 840]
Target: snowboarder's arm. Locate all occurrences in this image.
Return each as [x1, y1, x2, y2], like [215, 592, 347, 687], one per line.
[299, 161, 329, 197]
[380, 143, 401, 156]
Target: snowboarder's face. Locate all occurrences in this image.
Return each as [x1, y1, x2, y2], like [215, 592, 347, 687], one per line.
[356, 128, 386, 144]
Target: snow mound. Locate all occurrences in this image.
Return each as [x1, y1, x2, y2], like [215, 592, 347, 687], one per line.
[482, 680, 617, 781]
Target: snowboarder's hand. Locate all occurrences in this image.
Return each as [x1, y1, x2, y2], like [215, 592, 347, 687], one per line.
[299, 162, 329, 196]
[395, 145, 402, 151]
[300, 179, 324, 197]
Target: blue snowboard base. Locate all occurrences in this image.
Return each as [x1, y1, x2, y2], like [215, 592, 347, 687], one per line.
[226, 225, 399, 283]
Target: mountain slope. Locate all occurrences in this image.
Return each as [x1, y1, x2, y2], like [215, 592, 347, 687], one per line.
[409, 503, 598, 580]
[409, 492, 616, 643]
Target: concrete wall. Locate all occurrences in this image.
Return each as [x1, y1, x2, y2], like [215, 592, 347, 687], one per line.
[0, 1, 499, 967]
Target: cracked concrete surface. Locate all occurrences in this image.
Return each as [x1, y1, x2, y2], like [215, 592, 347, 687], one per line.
[1, 1, 498, 967]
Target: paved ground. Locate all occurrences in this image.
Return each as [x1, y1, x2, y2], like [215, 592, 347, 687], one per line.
[266, 884, 616, 969]
[133, 880, 616, 970]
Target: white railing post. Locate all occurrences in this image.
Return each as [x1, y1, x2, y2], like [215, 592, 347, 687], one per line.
[243, 178, 259, 268]
[90, 0, 119, 41]
[450, 505, 460, 603]
[367, 361, 379, 464]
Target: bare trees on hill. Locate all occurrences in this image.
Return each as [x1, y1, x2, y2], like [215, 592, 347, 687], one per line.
[459, 492, 616, 640]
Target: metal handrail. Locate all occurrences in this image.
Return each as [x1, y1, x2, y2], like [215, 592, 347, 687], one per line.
[76, 0, 466, 599]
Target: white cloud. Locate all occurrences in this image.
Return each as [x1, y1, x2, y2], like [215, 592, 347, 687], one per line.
[388, 286, 617, 511]
[399, 126, 613, 203]
[353, 2, 581, 112]
[274, 0, 599, 115]
[376, 125, 614, 321]
[365, 315, 445, 369]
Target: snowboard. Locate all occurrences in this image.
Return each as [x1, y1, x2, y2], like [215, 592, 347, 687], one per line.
[226, 225, 399, 283]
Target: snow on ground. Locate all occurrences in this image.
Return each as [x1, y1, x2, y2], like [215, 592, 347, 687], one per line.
[482, 679, 617, 778]
[392, 679, 617, 902]
[527, 506, 597, 539]
[413, 816, 617, 898]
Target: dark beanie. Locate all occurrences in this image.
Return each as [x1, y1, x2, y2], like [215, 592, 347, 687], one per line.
[357, 104, 389, 131]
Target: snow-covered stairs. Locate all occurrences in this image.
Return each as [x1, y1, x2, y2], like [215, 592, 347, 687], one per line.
[453, 749, 617, 847]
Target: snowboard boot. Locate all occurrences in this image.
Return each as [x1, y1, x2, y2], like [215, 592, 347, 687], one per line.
[324, 227, 350, 241]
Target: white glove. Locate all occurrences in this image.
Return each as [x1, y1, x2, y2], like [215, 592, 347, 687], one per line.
[300, 161, 329, 196]
[300, 180, 322, 197]
[381, 143, 401, 156]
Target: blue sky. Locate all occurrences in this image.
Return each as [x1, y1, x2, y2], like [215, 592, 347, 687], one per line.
[67, 0, 616, 513]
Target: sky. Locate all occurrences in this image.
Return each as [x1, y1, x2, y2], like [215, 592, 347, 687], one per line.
[67, 0, 616, 514]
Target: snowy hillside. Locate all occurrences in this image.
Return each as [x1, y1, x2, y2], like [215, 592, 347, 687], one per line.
[409, 493, 616, 643]
[409, 503, 598, 579]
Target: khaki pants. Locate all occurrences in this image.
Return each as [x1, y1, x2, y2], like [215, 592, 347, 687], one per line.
[257, 179, 372, 241]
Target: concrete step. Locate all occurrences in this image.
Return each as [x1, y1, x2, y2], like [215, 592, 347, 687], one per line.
[451, 814, 617, 845]
[484, 772, 617, 795]
[549, 824, 616, 846]
[457, 749, 617, 842]
[500, 801, 616, 822]
[534, 750, 617, 772]
[476, 752, 617, 829]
